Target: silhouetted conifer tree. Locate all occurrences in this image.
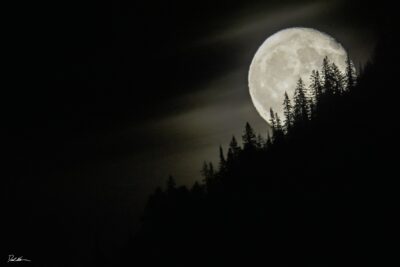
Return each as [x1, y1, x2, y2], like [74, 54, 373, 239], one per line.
[269, 108, 276, 131]
[273, 112, 284, 143]
[294, 78, 309, 123]
[229, 136, 241, 159]
[345, 55, 357, 90]
[256, 134, 265, 149]
[242, 122, 257, 151]
[331, 63, 345, 95]
[310, 70, 322, 114]
[283, 91, 293, 132]
[276, 113, 282, 130]
[322, 56, 334, 95]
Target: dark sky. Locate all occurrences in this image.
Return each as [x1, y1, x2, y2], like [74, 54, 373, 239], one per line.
[4, 0, 382, 256]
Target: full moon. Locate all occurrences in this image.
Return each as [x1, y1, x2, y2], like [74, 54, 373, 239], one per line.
[248, 27, 348, 123]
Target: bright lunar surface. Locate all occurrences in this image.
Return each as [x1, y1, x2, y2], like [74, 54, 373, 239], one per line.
[248, 27, 348, 123]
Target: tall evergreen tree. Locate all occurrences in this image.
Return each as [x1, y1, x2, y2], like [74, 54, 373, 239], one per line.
[293, 78, 309, 123]
[345, 55, 356, 90]
[256, 134, 265, 149]
[229, 136, 241, 159]
[322, 56, 333, 95]
[331, 63, 345, 95]
[310, 70, 322, 110]
[283, 91, 293, 132]
[273, 112, 284, 143]
[275, 113, 283, 133]
[242, 122, 257, 150]
[303, 79, 314, 118]
[269, 108, 276, 131]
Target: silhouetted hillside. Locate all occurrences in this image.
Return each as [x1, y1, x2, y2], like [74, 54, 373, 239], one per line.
[120, 31, 398, 266]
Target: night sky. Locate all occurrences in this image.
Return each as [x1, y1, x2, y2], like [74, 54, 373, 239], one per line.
[4, 0, 384, 261]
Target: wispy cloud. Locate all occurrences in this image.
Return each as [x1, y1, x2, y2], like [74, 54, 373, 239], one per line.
[195, 0, 341, 47]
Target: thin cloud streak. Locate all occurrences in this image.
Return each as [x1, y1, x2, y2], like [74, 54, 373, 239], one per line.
[195, 0, 340, 46]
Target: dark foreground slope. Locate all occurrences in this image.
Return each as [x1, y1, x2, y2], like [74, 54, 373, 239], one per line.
[119, 31, 399, 267]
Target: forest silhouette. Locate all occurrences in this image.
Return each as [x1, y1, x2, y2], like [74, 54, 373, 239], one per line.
[117, 30, 398, 266]
[3, 1, 397, 266]
[5, 28, 395, 267]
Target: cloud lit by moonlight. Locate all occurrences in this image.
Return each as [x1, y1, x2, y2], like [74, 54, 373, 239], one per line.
[248, 27, 348, 123]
